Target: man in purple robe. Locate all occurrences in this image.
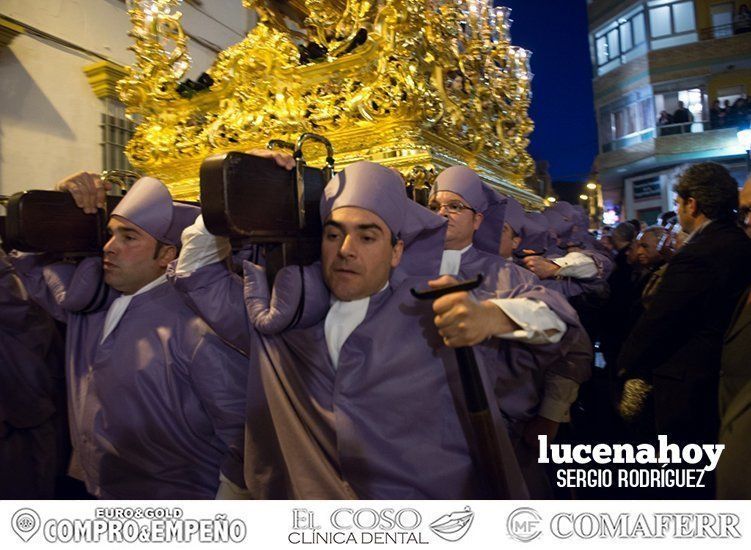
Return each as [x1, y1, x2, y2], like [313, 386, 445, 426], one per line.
[509, 204, 618, 448]
[510, 201, 612, 359]
[1, 249, 66, 498]
[521, 201, 614, 298]
[521, 211, 556, 254]
[428, 166, 591, 497]
[9, 173, 248, 499]
[173, 159, 532, 498]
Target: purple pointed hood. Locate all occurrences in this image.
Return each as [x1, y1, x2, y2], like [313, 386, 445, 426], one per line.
[521, 212, 554, 253]
[431, 166, 489, 212]
[320, 161, 446, 277]
[503, 196, 526, 235]
[543, 201, 576, 242]
[472, 186, 508, 256]
[111, 177, 199, 246]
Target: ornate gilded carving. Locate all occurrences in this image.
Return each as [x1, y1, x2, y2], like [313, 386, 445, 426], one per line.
[120, 0, 540, 205]
[119, 0, 191, 113]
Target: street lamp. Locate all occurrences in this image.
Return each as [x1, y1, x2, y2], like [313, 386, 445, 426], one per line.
[586, 182, 597, 191]
[546, 196, 557, 203]
[738, 129, 751, 172]
[579, 194, 589, 201]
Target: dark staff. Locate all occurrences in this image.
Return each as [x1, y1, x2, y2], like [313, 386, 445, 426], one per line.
[411, 274, 510, 499]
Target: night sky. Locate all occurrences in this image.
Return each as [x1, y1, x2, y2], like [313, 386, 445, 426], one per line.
[499, 0, 598, 183]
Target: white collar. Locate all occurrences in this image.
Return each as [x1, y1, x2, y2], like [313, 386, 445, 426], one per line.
[100, 274, 167, 343]
[324, 282, 389, 369]
[439, 244, 473, 276]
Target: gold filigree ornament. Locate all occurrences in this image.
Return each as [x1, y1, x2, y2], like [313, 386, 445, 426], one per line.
[119, 0, 541, 206]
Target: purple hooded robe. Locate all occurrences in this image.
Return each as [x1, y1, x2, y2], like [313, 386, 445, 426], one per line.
[432, 170, 591, 431]
[173, 162, 531, 499]
[8, 178, 248, 499]
[0, 252, 66, 498]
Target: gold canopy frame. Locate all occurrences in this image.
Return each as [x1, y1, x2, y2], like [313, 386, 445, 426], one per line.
[119, 0, 543, 208]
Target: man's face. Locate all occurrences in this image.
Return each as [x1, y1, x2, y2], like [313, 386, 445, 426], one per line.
[321, 207, 403, 301]
[739, 178, 751, 239]
[636, 232, 663, 267]
[428, 191, 482, 250]
[499, 223, 521, 259]
[103, 216, 175, 295]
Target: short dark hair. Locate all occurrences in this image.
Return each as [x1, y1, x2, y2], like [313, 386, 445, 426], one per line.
[672, 162, 739, 221]
[613, 222, 636, 243]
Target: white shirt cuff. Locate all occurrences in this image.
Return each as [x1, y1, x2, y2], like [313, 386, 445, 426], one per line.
[552, 252, 598, 279]
[176, 215, 232, 276]
[215, 472, 252, 500]
[489, 297, 566, 344]
[538, 373, 580, 423]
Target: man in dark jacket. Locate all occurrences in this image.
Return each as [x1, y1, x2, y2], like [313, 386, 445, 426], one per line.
[618, 163, 751, 448]
[672, 101, 694, 133]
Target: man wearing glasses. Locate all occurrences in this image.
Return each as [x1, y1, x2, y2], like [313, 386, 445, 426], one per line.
[427, 166, 591, 497]
[427, 166, 574, 349]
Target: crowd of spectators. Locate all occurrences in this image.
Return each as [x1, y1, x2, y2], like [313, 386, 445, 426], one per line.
[657, 97, 749, 136]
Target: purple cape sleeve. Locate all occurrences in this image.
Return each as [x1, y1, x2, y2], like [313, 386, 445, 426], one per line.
[243, 261, 330, 334]
[168, 261, 250, 356]
[8, 253, 115, 321]
[7, 252, 69, 323]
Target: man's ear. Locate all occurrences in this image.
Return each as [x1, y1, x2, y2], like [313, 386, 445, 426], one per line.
[390, 239, 405, 268]
[472, 212, 484, 231]
[687, 197, 700, 217]
[158, 244, 178, 267]
[512, 235, 522, 251]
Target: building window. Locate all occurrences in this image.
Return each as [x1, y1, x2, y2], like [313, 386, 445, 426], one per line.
[649, 5, 673, 36]
[672, 2, 696, 32]
[593, 7, 648, 75]
[710, 3, 735, 38]
[600, 95, 656, 152]
[101, 98, 136, 172]
[647, 0, 698, 49]
[633, 12, 647, 43]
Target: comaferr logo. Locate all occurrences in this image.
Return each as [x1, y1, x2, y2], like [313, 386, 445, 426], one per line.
[429, 507, 475, 542]
[505, 509, 742, 541]
[550, 513, 741, 539]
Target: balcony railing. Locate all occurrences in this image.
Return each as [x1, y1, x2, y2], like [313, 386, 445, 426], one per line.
[603, 117, 751, 153]
[655, 120, 710, 137]
[602, 127, 655, 153]
[698, 21, 751, 40]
